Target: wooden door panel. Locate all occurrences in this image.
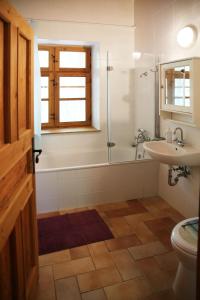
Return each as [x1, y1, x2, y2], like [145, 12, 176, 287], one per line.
[0, 155, 28, 205]
[0, 216, 25, 300]
[0, 2, 38, 299]
[5, 23, 18, 142]
[0, 239, 13, 300]
[0, 19, 4, 148]
[0, 174, 33, 252]
[18, 33, 29, 136]
[0, 129, 32, 179]
[21, 194, 38, 300]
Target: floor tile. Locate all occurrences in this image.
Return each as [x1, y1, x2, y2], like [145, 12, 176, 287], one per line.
[39, 250, 71, 266]
[144, 217, 176, 234]
[135, 257, 174, 293]
[36, 198, 182, 300]
[53, 257, 95, 280]
[163, 207, 184, 223]
[77, 266, 121, 292]
[132, 222, 158, 244]
[144, 289, 176, 300]
[154, 251, 178, 272]
[111, 249, 142, 280]
[124, 213, 154, 230]
[88, 241, 108, 256]
[104, 277, 153, 300]
[155, 228, 173, 250]
[70, 245, 90, 260]
[94, 202, 129, 212]
[81, 289, 107, 300]
[55, 277, 81, 300]
[105, 235, 141, 251]
[104, 205, 147, 218]
[35, 266, 56, 300]
[129, 241, 167, 260]
[92, 252, 115, 269]
[139, 197, 170, 210]
[60, 207, 89, 214]
[108, 217, 134, 237]
[126, 199, 148, 213]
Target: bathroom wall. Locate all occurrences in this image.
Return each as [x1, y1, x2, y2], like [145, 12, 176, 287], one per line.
[135, 0, 200, 217]
[11, 0, 137, 163]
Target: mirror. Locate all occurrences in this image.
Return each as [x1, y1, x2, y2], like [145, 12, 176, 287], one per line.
[164, 65, 191, 107]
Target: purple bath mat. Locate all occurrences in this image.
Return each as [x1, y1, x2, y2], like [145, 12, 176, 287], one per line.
[38, 209, 114, 255]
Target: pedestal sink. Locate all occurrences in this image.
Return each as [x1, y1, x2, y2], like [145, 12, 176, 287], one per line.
[143, 141, 200, 166]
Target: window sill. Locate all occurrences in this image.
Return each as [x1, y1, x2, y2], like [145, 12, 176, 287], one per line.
[41, 126, 101, 135]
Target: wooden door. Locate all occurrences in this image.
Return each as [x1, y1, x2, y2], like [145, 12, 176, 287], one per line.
[0, 1, 38, 300]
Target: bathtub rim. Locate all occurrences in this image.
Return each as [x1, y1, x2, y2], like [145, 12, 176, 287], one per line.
[36, 158, 155, 173]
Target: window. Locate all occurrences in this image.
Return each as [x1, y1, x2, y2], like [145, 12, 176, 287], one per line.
[38, 45, 92, 129]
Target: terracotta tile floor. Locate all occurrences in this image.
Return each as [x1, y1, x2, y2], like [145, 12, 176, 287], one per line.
[36, 196, 183, 300]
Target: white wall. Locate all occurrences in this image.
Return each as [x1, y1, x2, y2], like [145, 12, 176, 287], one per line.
[10, 0, 134, 26]
[11, 0, 138, 163]
[135, 0, 200, 217]
[10, 0, 160, 213]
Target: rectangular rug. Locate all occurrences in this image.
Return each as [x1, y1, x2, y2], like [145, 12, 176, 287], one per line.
[38, 209, 114, 255]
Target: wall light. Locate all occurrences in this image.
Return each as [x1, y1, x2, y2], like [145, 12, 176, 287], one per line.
[132, 52, 142, 60]
[177, 25, 197, 48]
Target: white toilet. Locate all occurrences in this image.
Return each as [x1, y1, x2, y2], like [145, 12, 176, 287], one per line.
[171, 217, 198, 300]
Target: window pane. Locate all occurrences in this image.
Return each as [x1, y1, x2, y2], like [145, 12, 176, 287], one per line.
[41, 101, 49, 123]
[185, 79, 190, 87]
[174, 98, 184, 106]
[60, 51, 86, 68]
[185, 98, 191, 107]
[59, 100, 86, 122]
[60, 87, 86, 98]
[60, 77, 86, 87]
[38, 50, 49, 68]
[41, 77, 49, 99]
[175, 78, 184, 87]
[175, 88, 184, 97]
[185, 88, 190, 97]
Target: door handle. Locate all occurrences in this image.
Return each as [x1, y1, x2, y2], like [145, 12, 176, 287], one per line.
[33, 149, 42, 163]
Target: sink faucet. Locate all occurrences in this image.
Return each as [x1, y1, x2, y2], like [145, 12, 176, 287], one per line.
[135, 128, 150, 144]
[173, 127, 184, 147]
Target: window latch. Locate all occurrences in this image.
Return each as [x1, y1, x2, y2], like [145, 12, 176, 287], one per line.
[50, 79, 57, 86]
[50, 113, 55, 119]
[51, 54, 58, 63]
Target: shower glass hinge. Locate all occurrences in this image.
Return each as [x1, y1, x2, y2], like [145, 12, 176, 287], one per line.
[107, 142, 116, 147]
[107, 66, 114, 71]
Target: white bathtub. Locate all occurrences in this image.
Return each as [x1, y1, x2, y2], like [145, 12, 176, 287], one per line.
[35, 149, 158, 213]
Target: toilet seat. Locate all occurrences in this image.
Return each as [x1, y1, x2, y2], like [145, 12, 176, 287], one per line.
[171, 217, 198, 256]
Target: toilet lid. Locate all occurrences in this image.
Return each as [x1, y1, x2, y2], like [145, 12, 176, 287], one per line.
[171, 217, 198, 255]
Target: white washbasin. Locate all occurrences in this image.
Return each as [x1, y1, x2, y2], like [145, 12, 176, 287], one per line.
[143, 141, 200, 166]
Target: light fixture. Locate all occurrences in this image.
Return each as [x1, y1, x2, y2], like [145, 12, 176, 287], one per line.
[132, 52, 142, 60]
[177, 25, 197, 48]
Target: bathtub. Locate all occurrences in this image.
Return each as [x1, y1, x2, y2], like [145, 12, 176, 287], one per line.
[36, 149, 158, 213]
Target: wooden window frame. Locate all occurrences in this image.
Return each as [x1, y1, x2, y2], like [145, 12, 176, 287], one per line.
[39, 45, 92, 129]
